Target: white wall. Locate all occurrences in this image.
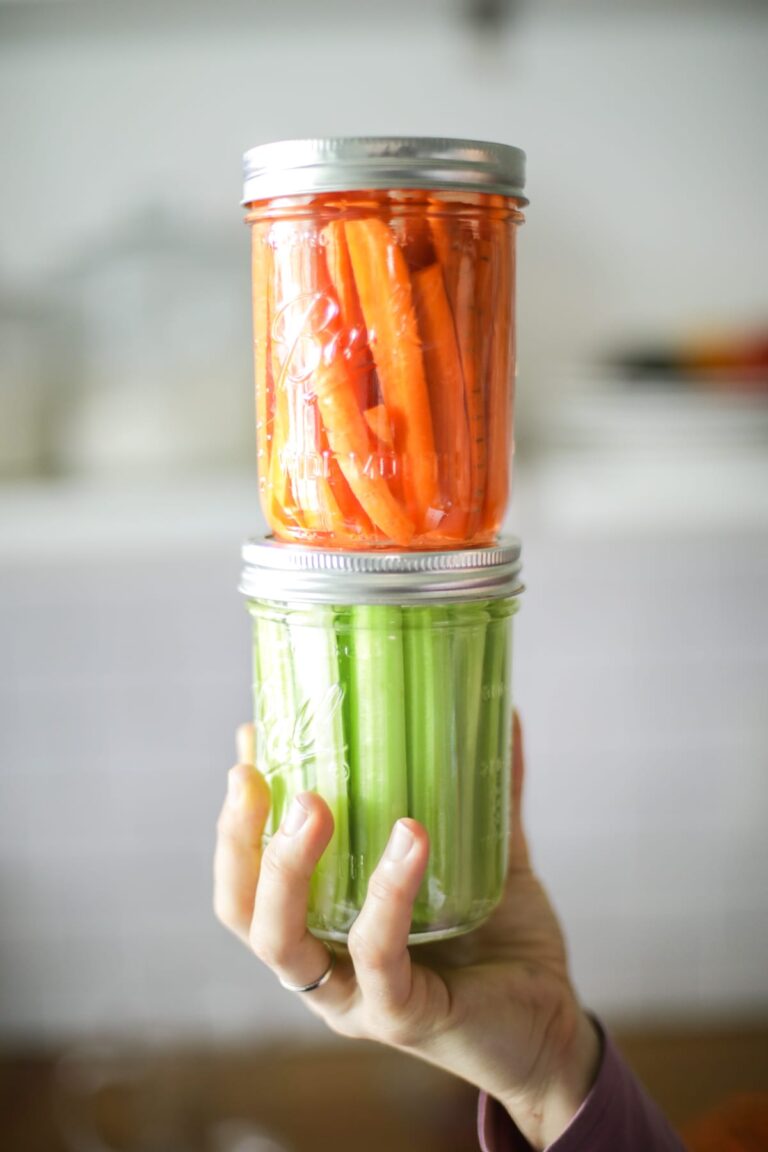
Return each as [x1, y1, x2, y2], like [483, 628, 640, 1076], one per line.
[1, 3, 767, 410]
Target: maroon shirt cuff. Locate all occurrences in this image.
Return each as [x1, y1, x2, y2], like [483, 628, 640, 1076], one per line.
[477, 1021, 686, 1152]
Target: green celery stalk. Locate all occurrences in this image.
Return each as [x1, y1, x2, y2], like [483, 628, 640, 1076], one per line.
[347, 604, 409, 907]
[474, 603, 508, 905]
[451, 602, 489, 923]
[250, 593, 515, 940]
[403, 604, 458, 931]
[490, 601, 515, 897]
[251, 605, 299, 834]
[288, 605, 352, 932]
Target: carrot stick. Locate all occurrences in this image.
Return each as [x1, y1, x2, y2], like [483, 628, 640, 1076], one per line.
[344, 218, 438, 531]
[412, 263, 471, 533]
[251, 227, 273, 486]
[320, 425, 376, 540]
[292, 413, 350, 540]
[267, 236, 318, 535]
[306, 478, 352, 539]
[325, 221, 365, 332]
[268, 369, 301, 530]
[363, 402, 407, 513]
[271, 233, 346, 534]
[270, 228, 414, 544]
[324, 221, 375, 411]
[313, 354, 415, 545]
[397, 215, 435, 272]
[363, 403, 394, 448]
[483, 216, 514, 534]
[453, 242, 486, 537]
[473, 227, 496, 409]
[429, 203, 461, 308]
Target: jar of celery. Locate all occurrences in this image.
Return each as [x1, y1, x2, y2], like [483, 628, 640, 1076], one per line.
[240, 538, 523, 943]
[242, 137, 527, 550]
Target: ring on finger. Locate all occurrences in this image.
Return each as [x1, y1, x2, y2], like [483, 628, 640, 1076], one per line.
[278, 941, 336, 994]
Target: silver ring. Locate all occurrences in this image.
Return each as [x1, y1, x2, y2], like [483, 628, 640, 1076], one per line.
[278, 942, 336, 993]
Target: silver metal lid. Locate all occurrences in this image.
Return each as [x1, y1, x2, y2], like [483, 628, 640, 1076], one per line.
[242, 136, 527, 205]
[239, 538, 523, 605]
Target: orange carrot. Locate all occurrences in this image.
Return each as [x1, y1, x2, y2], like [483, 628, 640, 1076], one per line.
[268, 369, 300, 529]
[397, 215, 435, 272]
[325, 220, 365, 332]
[412, 262, 471, 533]
[291, 411, 350, 540]
[251, 227, 272, 482]
[271, 234, 339, 533]
[453, 249, 483, 537]
[344, 218, 438, 531]
[364, 405, 407, 517]
[483, 215, 514, 534]
[313, 353, 414, 545]
[270, 227, 414, 544]
[303, 475, 352, 540]
[429, 204, 461, 308]
[267, 236, 313, 535]
[425, 508, 492, 546]
[320, 425, 376, 541]
[323, 221, 375, 411]
[363, 403, 395, 448]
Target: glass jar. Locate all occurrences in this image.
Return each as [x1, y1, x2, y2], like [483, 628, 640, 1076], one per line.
[242, 137, 527, 550]
[240, 538, 523, 943]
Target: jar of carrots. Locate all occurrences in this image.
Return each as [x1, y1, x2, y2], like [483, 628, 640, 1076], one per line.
[243, 137, 527, 550]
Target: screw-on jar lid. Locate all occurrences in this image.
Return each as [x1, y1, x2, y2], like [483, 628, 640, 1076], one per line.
[242, 136, 527, 206]
[239, 538, 523, 605]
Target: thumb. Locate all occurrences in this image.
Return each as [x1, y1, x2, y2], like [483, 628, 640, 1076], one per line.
[236, 722, 255, 766]
[508, 711, 532, 874]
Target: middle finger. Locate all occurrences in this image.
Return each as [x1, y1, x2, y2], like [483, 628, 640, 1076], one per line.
[249, 793, 356, 1010]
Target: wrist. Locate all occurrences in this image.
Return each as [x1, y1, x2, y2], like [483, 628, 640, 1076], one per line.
[501, 1007, 601, 1151]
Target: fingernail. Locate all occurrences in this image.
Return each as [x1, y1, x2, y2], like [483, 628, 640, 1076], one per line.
[236, 724, 254, 765]
[281, 795, 309, 836]
[384, 820, 413, 863]
[227, 771, 243, 809]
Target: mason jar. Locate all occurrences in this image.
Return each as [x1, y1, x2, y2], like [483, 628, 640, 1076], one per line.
[240, 538, 523, 943]
[242, 137, 527, 550]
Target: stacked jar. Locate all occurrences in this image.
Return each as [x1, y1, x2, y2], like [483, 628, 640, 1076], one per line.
[240, 138, 527, 943]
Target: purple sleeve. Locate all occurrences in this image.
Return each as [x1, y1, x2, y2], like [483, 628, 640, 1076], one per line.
[477, 1021, 686, 1152]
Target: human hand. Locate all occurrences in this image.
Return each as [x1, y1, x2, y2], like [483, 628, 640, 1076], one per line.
[213, 715, 600, 1151]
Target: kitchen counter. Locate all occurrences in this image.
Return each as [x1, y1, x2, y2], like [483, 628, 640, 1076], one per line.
[1, 1025, 767, 1152]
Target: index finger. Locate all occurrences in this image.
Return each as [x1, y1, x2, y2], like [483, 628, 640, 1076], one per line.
[213, 762, 271, 942]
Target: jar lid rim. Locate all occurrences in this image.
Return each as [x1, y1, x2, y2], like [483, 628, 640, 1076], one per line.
[242, 136, 528, 205]
[239, 537, 524, 605]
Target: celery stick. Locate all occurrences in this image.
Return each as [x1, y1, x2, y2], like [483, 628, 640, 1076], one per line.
[251, 605, 300, 835]
[403, 604, 458, 931]
[474, 604, 508, 906]
[492, 637, 512, 898]
[451, 602, 489, 922]
[288, 605, 352, 932]
[347, 605, 408, 906]
[490, 600, 515, 897]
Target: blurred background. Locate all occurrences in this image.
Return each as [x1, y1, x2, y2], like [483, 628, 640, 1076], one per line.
[1, 0, 767, 1149]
